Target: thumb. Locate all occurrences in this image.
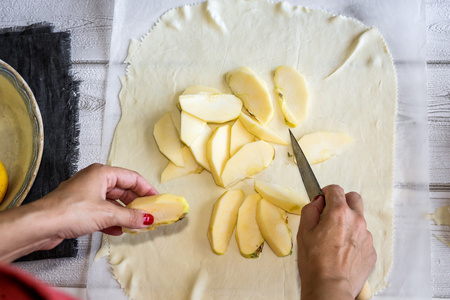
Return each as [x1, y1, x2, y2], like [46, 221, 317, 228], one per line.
[299, 196, 325, 233]
[113, 206, 154, 230]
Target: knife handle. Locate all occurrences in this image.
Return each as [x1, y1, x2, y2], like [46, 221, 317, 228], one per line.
[356, 280, 371, 300]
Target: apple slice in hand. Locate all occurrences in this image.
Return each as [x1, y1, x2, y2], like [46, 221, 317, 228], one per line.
[179, 94, 242, 123]
[189, 126, 213, 172]
[236, 194, 264, 258]
[221, 140, 275, 187]
[208, 190, 246, 255]
[274, 66, 309, 127]
[298, 131, 353, 164]
[256, 198, 292, 257]
[254, 180, 308, 215]
[207, 125, 231, 187]
[230, 118, 255, 156]
[226, 67, 274, 125]
[161, 146, 203, 183]
[239, 113, 288, 145]
[180, 111, 207, 146]
[154, 112, 184, 167]
[123, 193, 189, 234]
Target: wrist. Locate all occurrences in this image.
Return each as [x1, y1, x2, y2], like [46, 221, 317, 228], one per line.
[26, 200, 62, 241]
[0, 200, 62, 262]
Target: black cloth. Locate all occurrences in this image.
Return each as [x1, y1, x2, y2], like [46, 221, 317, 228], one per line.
[0, 23, 80, 261]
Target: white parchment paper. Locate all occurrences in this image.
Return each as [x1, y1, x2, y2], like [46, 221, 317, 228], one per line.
[90, 0, 431, 299]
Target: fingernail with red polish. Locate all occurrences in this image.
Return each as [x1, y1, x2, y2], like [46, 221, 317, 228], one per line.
[143, 213, 154, 226]
[313, 195, 321, 201]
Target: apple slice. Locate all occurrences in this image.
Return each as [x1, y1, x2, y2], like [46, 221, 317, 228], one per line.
[298, 131, 353, 164]
[123, 193, 189, 234]
[178, 86, 221, 110]
[182, 85, 221, 95]
[189, 126, 213, 172]
[180, 111, 207, 146]
[236, 194, 264, 258]
[430, 205, 450, 226]
[254, 180, 309, 215]
[274, 66, 309, 127]
[179, 94, 242, 123]
[226, 67, 274, 125]
[207, 190, 246, 255]
[206, 125, 231, 187]
[230, 118, 255, 156]
[221, 140, 275, 187]
[171, 109, 182, 136]
[161, 146, 203, 183]
[154, 112, 184, 167]
[239, 113, 288, 145]
[256, 198, 292, 257]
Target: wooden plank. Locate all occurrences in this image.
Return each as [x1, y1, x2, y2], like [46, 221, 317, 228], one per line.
[0, 0, 113, 63]
[426, 0, 450, 62]
[428, 63, 450, 299]
[428, 64, 450, 187]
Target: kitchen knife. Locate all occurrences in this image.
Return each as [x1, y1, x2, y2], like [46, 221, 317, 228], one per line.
[288, 129, 324, 202]
[288, 129, 371, 300]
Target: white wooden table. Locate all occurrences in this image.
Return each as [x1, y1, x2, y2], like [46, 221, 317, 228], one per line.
[1, 0, 449, 299]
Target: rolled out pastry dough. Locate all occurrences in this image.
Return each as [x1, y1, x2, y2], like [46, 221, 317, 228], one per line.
[104, 0, 396, 299]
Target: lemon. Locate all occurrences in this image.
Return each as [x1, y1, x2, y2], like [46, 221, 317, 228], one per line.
[0, 160, 8, 203]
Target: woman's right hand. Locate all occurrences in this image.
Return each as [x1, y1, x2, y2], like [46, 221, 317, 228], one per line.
[297, 185, 377, 300]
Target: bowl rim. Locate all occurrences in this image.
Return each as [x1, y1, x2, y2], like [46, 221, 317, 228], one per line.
[0, 59, 44, 209]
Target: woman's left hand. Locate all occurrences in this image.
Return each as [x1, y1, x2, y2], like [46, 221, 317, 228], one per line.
[0, 164, 158, 262]
[39, 163, 159, 239]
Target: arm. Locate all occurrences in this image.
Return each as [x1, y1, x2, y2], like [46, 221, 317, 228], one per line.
[0, 164, 158, 263]
[297, 185, 377, 300]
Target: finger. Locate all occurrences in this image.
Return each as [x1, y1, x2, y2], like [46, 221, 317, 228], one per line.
[322, 185, 347, 208]
[107, 187, 140, 205]
[106, 199, 129, 210]
[106, 198, 124, 206]
[299, 196, 325, 234]
[104, 166, 159, 197]
[346, 191, 364, 215]
[101, 226, 124, 236]
[111, 205, 154, 230]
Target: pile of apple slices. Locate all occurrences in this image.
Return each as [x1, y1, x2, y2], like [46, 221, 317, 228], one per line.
[152, 66, 354, 257]
[154, 66, 353, 186]
[153, 66, 294, 187]
[208, 180, 309, 258]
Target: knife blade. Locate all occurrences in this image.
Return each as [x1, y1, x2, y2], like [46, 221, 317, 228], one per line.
[288, 129, 324, 202]
[289, 129, 371, 300]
